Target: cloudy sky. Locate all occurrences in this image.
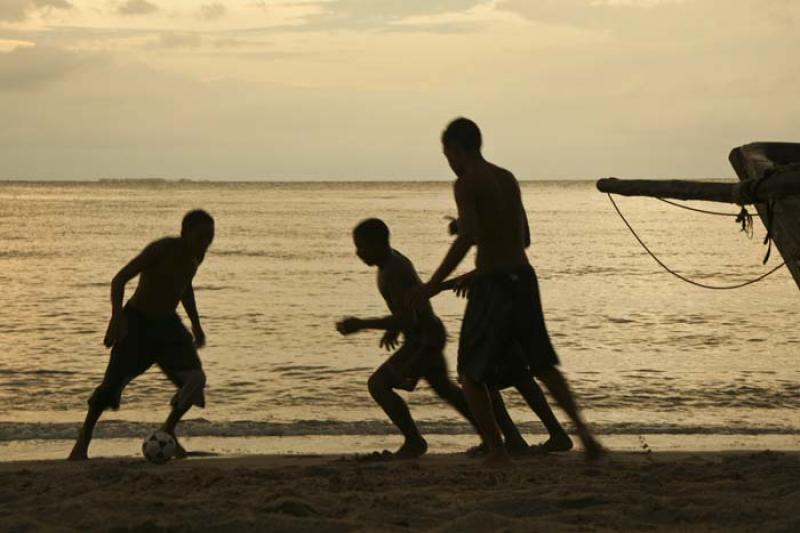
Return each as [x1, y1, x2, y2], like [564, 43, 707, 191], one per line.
[1, 0, 798, 180]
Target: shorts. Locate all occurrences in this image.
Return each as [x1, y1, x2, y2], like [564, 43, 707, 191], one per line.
[88, 305, 205, 411]
[458, 264, 559, 389]
[380, 318, 448, 391]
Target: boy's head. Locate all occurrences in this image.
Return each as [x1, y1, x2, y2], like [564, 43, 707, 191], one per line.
[181, 209, 215, 260]
[352, 218, 390, 266]
[441, 117, 482, 175]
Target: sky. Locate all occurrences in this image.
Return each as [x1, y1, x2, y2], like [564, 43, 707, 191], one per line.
[0, 0, 799, 181]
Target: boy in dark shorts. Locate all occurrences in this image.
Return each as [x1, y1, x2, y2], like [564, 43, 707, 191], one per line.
[445, 220, 573, 455]
[68, 210, 215, 461]
[412, 118, 602, 465]
[336, 218, 474, 458]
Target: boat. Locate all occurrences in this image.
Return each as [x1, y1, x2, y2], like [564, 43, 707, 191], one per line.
[597, 142, 800, 290]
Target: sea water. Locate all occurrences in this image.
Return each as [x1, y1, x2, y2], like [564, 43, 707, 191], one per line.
[1, 180, 798, 459]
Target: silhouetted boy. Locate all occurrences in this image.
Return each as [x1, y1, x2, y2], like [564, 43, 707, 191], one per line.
[445, 219, 573, 456]
[68, 210, 215, 460]
[336, 218, 473, 458]
[412, 118, 602, 465]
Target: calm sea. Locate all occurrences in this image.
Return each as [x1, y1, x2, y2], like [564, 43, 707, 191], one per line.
[1, 180, 798, 458]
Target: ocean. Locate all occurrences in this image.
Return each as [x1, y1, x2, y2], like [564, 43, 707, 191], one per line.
[1, 180, 798, 460]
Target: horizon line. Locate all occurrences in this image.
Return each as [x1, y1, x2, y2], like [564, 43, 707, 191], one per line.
[0, 176, 734, 184]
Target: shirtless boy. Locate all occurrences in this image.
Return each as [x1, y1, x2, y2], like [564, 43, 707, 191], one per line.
[68, 210, 215, 460]
[445, 219, 573, 455]
[336, 218, 474, 458]
[413, 118, 603, 465]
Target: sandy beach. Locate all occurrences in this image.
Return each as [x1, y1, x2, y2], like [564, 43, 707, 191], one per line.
[2, 450, 798, 531]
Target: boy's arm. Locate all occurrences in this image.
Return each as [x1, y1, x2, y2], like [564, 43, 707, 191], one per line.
[412, 180, 477, 304]
[523, 210, 531, 248]
[337, 262, 416, 335]
[516, 179, 531, 248]
[355, 316, 402, 331]
[336, 315, 400, 335]
[438, 270, 476, 291]
[181, 284, 206, 348]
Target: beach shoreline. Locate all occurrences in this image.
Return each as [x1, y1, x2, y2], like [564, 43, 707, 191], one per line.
[3, 433, 800, 462]
[3, 450, 799, 531]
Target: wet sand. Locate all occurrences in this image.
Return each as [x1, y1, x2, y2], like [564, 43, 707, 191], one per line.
[2, 450, 799, 531]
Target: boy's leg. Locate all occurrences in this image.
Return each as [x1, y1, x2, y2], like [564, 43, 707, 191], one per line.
[461, 376, 509, 466]
[514, 378, 572, 452]
[368, 367, 427, 458]
[162, 404, 192, 458]
[68, 371, 134, 460]
[488, 389, 529, 454]
[534, 367, 603, 460]
[68, 405, 104, 461]
[161, 368, 206, 457]
[422, 353, 474, 426]
[464, 389, 528, 457]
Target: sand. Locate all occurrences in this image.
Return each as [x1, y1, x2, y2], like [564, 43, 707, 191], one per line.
[1, 451, 799, 532]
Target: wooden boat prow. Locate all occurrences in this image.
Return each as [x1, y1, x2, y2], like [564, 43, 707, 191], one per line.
[730, 143, 800, 289]
[597, 142, 800, 290]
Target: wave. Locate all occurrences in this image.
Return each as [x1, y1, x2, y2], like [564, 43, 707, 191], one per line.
[2, 419, 799, 442]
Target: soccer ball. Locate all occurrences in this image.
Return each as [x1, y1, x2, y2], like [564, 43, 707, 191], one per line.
[142, 431, 177, 464]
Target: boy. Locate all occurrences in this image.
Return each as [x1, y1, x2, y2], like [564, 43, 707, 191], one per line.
[445, 219, 573, 455]
[412, 118, 602, 465]
[68, 209, 215, 461]
[336, 218, 473, 458]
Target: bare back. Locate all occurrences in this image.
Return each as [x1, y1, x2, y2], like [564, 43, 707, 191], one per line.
[457, 164, 530, 274]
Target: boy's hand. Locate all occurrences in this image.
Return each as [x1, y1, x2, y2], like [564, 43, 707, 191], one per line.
[379, 330, 399, 351]
[453, 272, 475, 298]
[103, 314, 128, 348]
[192, 324, 206, 349]
[336, 317, 362, 335]
[445, 216, 459, 236]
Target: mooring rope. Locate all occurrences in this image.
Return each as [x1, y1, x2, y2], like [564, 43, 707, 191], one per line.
[655, 197, 755, 238]
[607, 193, 785, 290]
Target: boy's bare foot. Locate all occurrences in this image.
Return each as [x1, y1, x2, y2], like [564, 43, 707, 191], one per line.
[395, 436, 427, 459]
[465, 443, 486, 458]
[162, 429, 188, 459]
[577, 430, 605, 462]
[67, 449, 89, 461]
[467, 438, 528, 458]
[483, 447, 512, 468]
[505, 437, 530, 457]
[531, 432, 573, 454]
[68, 441, 89, 461]
[171, 437, 188, 459]
[583, 438, 605, 462]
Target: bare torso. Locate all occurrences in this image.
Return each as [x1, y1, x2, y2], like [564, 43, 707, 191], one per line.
[128, 238, 198, 318]
[378, 250, 439, 334]
[462, 163, 530, 274]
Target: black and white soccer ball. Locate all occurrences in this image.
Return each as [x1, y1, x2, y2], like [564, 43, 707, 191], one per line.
[142, 431, 177, 464]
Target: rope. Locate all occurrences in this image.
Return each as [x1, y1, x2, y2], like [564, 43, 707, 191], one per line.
[607, 193, 785, 290]
[655, 198, 754, 238]
[656, 197, 742, 217]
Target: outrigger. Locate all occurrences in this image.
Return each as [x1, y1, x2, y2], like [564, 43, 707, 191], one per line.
[597, 143, 800, 290]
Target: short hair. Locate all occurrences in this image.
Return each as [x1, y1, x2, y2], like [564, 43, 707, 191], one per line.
[353, 218, 390, 246]
[182, 209, 214, 234]
[442, 117, 482, 152]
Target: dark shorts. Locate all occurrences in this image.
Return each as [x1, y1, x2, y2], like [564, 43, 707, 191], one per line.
[89, 305, 203, 411]
[458, 265, 559, 389]
[379, 318, 448, 391]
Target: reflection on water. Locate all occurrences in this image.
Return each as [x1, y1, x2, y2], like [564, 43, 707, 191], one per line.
[0, 181, 797, 443]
